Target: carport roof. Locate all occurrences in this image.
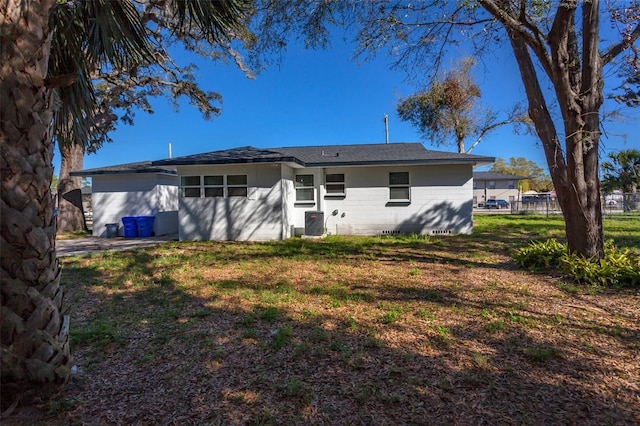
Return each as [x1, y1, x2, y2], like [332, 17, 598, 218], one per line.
[152, 143, 495, 167]
[70, 161, 177, 176]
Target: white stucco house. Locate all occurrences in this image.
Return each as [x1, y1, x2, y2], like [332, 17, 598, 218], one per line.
[75, 143, 494, 241]
[71, 162, 179, 237]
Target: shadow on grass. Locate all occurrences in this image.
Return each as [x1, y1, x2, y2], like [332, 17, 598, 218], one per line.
[6, 239, 632, 425]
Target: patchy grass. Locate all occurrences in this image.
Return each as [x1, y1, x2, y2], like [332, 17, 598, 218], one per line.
[5, 214, 640, 425]
[474, 212, 640, 254]
[56, 230, 92, 240]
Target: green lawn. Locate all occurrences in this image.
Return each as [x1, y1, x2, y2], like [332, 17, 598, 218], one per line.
[473, 212, 640, 253]
[7, 213, 639, 425]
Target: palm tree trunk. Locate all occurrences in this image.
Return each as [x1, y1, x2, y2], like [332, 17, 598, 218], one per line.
[57, 143, 88, 234]
[1, 0, 72, 384]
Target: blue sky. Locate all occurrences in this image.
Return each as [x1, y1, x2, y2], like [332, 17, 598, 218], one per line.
[62, 33, 638, 176]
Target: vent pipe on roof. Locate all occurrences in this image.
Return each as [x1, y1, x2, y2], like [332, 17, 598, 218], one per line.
[168, 143, 172, 159]
[383, 114, 389, 144]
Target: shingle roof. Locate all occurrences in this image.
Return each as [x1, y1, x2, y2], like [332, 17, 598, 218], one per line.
[152, 146, 303, 167]
[473, 171, 527, 180]
[69, 161, 176, 176]
[153, 143, 494, 167]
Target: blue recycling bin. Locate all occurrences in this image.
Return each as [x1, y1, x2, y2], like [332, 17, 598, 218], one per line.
[122, 216, 138, 238]
[136, 216, 155, 238]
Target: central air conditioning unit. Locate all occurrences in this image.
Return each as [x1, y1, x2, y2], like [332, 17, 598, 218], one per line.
[304, 211, 324, 236]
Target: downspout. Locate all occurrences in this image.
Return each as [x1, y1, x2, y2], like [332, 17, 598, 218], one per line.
[318, 168, 325, 214]
[280, 164, 285, 239]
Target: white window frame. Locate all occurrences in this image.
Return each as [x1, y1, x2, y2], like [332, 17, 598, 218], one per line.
[325, 173, 345, 197]
[295, 174, 315, 202]
[389, 172, 410, 202]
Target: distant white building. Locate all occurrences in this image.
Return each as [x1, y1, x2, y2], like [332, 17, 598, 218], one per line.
[472, 171, 526, 207]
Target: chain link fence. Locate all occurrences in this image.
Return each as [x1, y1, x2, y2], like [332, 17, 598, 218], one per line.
[601, 192, 640, 213]
[509, 192, 639, 215]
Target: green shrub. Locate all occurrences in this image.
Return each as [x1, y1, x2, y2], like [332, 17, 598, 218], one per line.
[513, 239, 566, 269]
[560, 246, 640, 288]
[514, 239, 640, 288]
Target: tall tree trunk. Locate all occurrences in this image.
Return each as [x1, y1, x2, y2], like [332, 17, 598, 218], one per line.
[57, 143, 87, 233]
[502, 3, 605, 259]
[549, 0, 604, 258]
[1, 0, 72, 384]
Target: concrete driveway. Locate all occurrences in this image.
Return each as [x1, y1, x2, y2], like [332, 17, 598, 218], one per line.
[56, 234, 178, 257]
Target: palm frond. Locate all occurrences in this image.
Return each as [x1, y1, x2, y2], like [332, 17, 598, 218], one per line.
[82, 0, 156, 69]
[170, 0, 250, 43]
[49, 2, 97, 149]
[48, 0, 249, 150]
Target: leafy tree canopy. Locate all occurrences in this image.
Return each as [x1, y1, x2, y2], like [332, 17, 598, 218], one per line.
[396, 58, 529, 153]
[601, 149, 640, 193]
[491, 157, 553, 192]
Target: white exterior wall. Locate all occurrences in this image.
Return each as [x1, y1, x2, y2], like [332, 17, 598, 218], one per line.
[290, 164, 474, 236]
[280, 165, 296, 239]
[91, 173, 179, 237]
[177, 164, 284, 241]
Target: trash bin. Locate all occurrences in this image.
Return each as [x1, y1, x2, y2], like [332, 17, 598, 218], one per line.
[105, 223, 119, 238]
[136, 216, 155, 238]
[122, 216, 138, 238]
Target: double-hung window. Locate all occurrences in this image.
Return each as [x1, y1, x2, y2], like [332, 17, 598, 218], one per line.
[325, 173, 345, 196]
[203, 175, 224, 197]
[181, 176, 201, 198]
[389, 172, 410, 201]
[180, 174, 248, 198]
[227, 175, 248, 197]
[295, 174, 315, 202]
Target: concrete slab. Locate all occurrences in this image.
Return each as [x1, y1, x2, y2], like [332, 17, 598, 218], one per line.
[56, 234, 178, 257]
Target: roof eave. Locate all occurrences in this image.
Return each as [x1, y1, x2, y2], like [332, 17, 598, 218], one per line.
[70, 169, 177, 177]
[304, 158, 495, 167]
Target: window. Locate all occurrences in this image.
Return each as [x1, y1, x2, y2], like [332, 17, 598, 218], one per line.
[227, 174, 248, 197]
[473, 180, 478, 189]
[508, 180, 515, 190]
[204, 175, 223, 197]
[295, 174, 315, 202]
[180, 174, 248, 198]
[325, 173, 345, 196]
[489, 180, 496, 190]
[181, 176, 201, 197]
[389, 172, 410, 201]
